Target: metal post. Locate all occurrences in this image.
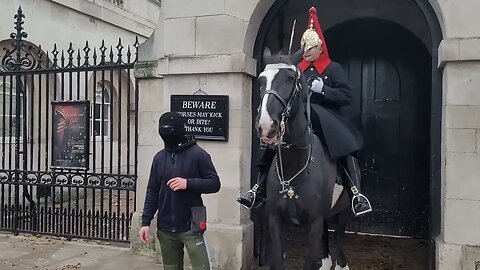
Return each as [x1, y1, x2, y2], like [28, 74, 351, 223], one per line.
[12, 6, 27, 235]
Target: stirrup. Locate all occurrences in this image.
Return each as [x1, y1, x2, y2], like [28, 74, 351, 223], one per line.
[351, 193, 372, 217]
[240, 189, 257, 210]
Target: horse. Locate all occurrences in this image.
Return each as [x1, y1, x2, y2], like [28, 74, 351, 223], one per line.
[255, 49, 354, 270]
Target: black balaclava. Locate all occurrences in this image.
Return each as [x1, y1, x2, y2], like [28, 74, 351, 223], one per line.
[158, 112, 187, 150]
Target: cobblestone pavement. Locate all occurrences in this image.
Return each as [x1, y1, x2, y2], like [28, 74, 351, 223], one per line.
[0, 233, 160, 270]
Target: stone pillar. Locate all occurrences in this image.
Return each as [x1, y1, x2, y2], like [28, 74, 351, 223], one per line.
[129, 1, 260, 268]
[437, 37, 480, 270]
[153, 53, 256, 270]
[129, 3, 167, 258]
[129, 59, 165, 257]
[130, 55, 257, 270]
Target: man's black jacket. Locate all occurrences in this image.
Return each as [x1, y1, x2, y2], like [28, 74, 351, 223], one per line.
[141, 137, 220, 233]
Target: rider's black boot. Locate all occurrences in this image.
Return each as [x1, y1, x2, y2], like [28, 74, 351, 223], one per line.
[343, 155, 372, 216]
[237, 172, 267, 209]
[237, 149, 275, 209]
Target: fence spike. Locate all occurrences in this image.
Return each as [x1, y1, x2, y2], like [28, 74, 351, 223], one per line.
[67, 42, 74, 67]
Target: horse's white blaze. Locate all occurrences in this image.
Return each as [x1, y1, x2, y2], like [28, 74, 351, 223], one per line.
[258, 68, 280, 138]
[319, 255, 333, 270]
[334, 263, 350, 270]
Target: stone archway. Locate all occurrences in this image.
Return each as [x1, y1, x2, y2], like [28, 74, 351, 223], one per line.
[248, 0, 443, 268]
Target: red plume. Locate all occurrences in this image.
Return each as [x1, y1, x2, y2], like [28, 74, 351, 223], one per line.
[308, 7, 329, 58]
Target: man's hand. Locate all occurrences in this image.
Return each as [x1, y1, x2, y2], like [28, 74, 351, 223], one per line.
[167, 177, 187, 191]
[139, 226, 150, 244]
[309, 77, 324, 94]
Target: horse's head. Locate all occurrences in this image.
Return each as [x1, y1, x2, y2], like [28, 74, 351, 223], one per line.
[255, 48, 306, 146]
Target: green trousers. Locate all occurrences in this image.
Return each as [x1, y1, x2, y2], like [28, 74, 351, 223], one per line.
[157, 230, 210, 270]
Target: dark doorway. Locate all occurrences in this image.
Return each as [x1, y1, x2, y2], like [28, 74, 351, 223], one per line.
[324, 18, 431, 239]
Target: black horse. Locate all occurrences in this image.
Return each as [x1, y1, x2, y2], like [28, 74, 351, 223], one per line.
[256, 49, 354, 270]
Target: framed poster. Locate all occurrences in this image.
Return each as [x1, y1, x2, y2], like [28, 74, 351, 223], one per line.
[171, 95, 229, 141]
[51, 100, 90, 170]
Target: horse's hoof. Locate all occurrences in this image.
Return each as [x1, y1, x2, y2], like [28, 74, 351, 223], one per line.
[319, 255, 332, 270]
[334, 263, 349, 270]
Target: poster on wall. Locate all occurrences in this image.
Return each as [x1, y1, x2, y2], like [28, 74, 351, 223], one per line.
[51, 100, 90, 170]
[171, 95, 229, 141]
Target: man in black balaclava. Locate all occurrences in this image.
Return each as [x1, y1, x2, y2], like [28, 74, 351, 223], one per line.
[140, 111, 221, 270]
[158, 111, 189, 150]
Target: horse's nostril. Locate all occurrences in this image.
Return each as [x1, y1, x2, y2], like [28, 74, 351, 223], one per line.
[266, 128, 277, 139]
[272, 120, 279, 128]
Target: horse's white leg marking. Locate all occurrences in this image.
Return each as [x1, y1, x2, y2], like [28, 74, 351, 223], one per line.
[258, 69, 279, 138]
[334, 262, 350, 270]
[319, 254, 332, 270]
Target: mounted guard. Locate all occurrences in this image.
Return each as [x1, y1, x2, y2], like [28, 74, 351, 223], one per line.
[238, 7, 372, 217]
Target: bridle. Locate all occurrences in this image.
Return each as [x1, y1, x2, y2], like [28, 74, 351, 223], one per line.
[258, 63, 314, 197]
[260, 64, 301, 141]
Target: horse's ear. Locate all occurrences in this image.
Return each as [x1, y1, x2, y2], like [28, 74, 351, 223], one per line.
[290, 48, 304, 66]
[263, 47, 272, 60]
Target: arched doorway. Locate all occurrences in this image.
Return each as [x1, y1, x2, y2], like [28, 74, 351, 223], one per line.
[324, 18, 431, 238]
[251, 0, 442, 268]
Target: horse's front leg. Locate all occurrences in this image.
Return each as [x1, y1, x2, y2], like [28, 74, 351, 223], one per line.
[268, 212, 285, 270]
[334, 210, 352, 270]
[319, 220, 333, 270]
[303, 217, 324, 270]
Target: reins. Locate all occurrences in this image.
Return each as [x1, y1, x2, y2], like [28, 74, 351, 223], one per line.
[259, 64, 315, 197]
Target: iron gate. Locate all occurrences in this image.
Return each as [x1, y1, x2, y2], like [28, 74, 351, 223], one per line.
[0, 7, 139, 242]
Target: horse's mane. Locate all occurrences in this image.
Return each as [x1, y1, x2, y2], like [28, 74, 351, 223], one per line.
[263, 54, 294, 66]
[263, 48, 303, 66]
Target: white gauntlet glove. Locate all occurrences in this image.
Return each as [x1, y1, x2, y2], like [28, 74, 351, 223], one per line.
[310, 77, 324, 94]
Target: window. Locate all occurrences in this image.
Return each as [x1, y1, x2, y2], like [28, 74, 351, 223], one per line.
[109, 0, 124, 7]
[92, 83, 111, 138]
[0, 79, 24, 139]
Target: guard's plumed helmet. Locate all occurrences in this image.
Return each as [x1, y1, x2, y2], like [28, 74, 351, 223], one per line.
[300, 7, 329, 56]
[298, 7, 332, 73]
[301, 21, 322, 51]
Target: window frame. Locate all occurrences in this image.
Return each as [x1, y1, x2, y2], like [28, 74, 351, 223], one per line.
[91, 82, 112, 141]
[0, 79, 25, 142]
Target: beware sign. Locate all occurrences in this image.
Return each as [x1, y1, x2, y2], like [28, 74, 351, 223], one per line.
[171, 95, 229, 141]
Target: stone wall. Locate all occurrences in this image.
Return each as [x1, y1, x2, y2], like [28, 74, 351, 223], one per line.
[0, 0, 160, 50]
[439, 38, 480, 269]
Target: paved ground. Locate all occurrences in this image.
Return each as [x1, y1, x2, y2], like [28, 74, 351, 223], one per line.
[0, 233, 160, 270]
[283, 232, 429, 269]
[0, 231, 428, 270]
